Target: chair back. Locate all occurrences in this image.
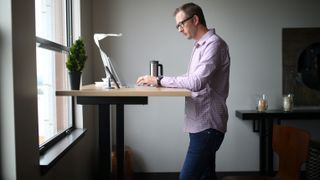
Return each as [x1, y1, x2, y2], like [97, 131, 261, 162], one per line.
[273, 124, 310, 180]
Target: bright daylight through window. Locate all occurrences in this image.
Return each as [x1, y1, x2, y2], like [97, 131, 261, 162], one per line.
[35, 0, 73, 146]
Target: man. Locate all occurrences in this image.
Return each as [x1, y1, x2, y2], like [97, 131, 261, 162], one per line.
[136, 2, 230, 180]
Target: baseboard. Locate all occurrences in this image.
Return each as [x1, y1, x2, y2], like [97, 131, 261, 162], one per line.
[133, 171, 260, 180]
[217, 171, 261, 178]
[134, 172, 179, 180]
[134, 171, 307, 180]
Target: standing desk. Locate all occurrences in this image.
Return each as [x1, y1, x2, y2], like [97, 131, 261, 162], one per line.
[235, 109, 320, 175]
[56, 84, 191, 180]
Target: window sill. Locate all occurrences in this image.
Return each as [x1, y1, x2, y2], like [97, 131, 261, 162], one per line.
[39, 128, 87, 174]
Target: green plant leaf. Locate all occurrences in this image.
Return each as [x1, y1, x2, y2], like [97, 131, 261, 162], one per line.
[66, 37, 87, 72]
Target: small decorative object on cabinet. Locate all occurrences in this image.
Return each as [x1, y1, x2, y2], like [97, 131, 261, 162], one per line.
[283, 94, 294, 112]
[66, 37, 87, 90]
[257, 94, 268, 112]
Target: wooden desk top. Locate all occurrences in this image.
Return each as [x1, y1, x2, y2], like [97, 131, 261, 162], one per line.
[56, 84, 191, 97]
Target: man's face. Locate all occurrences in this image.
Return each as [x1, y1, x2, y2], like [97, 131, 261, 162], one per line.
[175, 11, 196, 40]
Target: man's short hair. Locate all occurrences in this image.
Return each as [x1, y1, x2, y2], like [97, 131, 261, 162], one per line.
[174, 2, 207, 28]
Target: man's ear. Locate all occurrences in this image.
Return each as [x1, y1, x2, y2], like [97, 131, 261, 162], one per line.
[193, 15, 200, 25]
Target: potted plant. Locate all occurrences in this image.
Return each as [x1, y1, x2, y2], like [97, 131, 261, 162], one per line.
[66, 37, 87, 90]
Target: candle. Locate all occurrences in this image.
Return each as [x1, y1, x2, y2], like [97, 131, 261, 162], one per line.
[283, 94, 293, 111]
[257, 95, 268, 112]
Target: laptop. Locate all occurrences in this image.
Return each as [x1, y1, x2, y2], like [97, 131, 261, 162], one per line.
[105, 65, 120, 89]
[94, 33, 133, 89]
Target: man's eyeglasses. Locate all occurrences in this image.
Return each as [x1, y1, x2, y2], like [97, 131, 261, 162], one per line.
[176, 15, 194, 30]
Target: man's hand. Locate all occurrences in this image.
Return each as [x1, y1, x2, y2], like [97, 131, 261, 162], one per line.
[136, 75, 157, 86]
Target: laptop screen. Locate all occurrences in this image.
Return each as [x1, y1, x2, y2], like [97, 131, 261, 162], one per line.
[105, 66, 120, 89]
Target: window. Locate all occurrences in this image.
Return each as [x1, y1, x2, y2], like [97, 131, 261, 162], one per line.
[35, 0, 73, 150]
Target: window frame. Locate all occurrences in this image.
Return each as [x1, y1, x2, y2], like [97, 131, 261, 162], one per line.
[36, 0, 75, 155]
[36, 1, 87, 174]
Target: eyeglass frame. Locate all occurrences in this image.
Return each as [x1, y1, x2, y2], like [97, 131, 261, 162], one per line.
[175, 15, 194, 30]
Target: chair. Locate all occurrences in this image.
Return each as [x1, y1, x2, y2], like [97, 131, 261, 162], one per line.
[112, 145, 133, 180]
[222, 124, 310, 180]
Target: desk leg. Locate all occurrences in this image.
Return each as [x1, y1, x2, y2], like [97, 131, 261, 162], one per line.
[99, 104, 111, 179]
[116, 104, 124, 180]
[266, 120, 273, 175]
[259, 119, 266, 175]
[259, 119, 274, 175]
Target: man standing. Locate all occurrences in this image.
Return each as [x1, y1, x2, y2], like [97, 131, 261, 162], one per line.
[136, 2, 230, 180]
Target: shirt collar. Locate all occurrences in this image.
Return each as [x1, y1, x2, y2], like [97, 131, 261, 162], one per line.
[194, 28, 215, 47]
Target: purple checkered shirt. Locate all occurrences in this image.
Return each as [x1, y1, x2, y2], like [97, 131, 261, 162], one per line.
[161, 29, 230, 133]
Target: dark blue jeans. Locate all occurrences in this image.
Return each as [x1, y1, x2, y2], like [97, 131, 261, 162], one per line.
[180, 128, 225, 180]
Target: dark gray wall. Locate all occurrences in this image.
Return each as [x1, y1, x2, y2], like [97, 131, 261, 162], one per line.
[1, 0, 16, 178]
